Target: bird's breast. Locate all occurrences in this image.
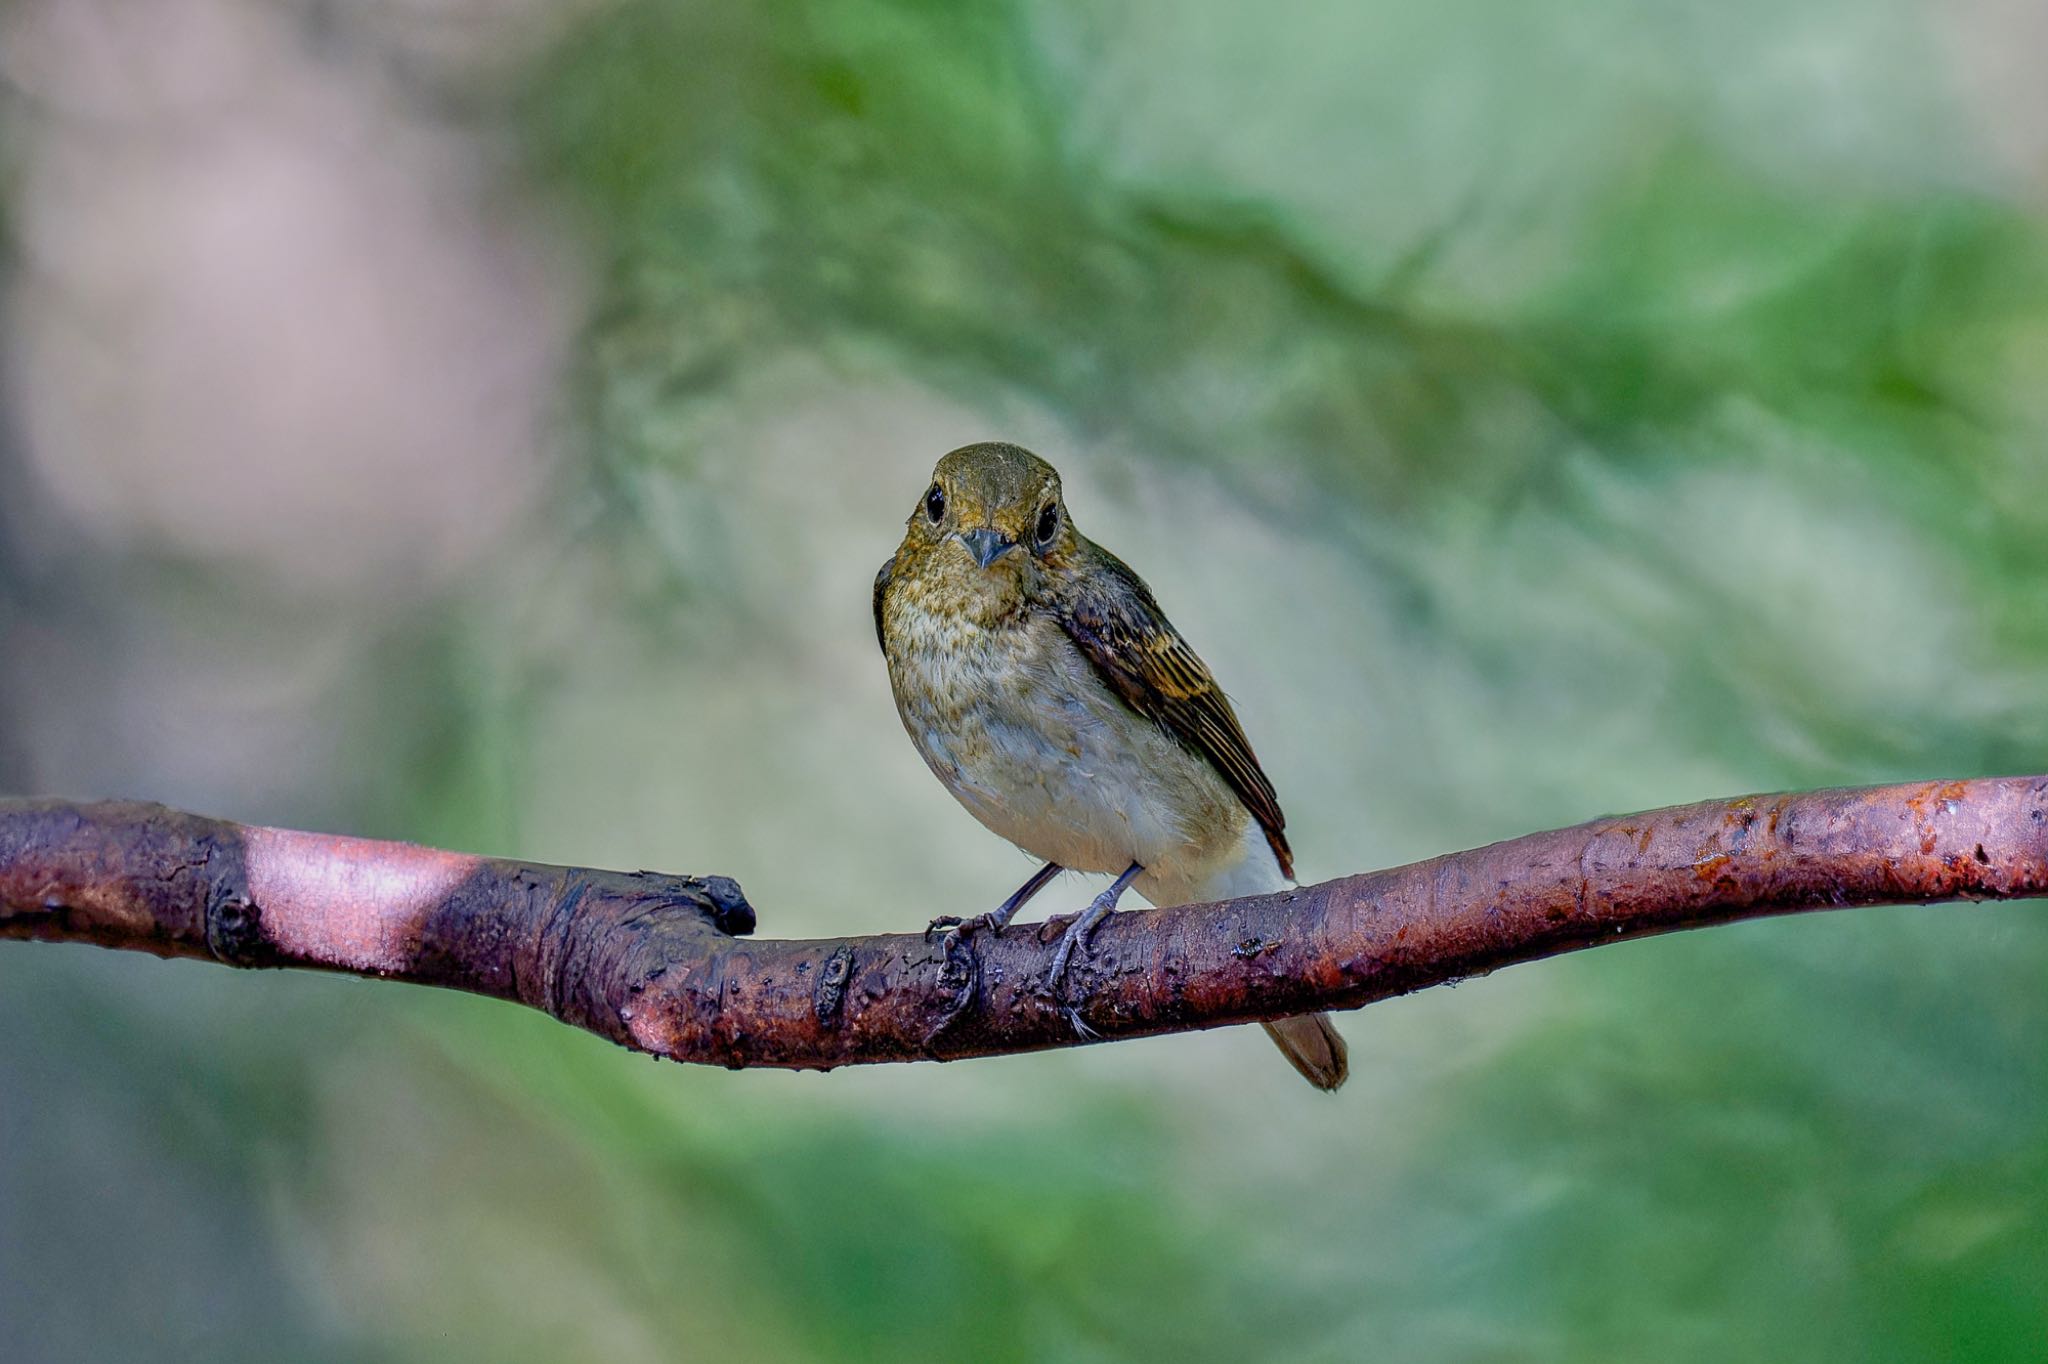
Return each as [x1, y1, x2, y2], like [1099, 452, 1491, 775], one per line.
[883, 596, 1254, 890]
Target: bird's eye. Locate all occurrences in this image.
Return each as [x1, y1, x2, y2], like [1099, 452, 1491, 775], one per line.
[924, 484, 946, 523]
[1034, 502, 1060, 546]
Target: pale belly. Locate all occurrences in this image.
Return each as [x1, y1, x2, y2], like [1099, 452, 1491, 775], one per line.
[887, 611, 1281, 906]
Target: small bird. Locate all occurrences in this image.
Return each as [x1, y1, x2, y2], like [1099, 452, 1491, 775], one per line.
[874, 441, 1348, 1090]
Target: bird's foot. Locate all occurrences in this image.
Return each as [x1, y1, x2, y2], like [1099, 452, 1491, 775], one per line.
[924, 910, 1006, 944]
[1045, 893, 1117, 993]
[1045, 862, 1143, 997]
[924, 861, 1061, 945]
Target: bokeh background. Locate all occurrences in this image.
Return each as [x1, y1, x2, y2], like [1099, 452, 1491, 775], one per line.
[3, 0, 2047, 1359]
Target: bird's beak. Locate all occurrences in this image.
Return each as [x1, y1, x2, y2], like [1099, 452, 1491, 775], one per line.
[958, 527, 1016, 569]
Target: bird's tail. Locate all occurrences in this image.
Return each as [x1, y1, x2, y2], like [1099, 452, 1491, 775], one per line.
[1261, 1014, 1349, 1091]
[1159, 846, 1350, 1092]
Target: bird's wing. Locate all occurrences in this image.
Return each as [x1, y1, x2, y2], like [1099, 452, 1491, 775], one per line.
[1055, 543, 1292, 878]
[872, 554, 895, 652]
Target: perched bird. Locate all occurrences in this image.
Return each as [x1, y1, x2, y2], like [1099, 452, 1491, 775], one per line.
[874, 441, 1348, 1090]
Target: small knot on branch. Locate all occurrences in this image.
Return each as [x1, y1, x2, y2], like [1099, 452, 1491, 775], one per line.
[204, 888, 269, 967]
[688, 874, 755, 936]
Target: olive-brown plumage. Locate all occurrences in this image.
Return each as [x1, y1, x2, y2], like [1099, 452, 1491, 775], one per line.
[875, 441, 1347, 1090]
[1056, 549, 1293, 880]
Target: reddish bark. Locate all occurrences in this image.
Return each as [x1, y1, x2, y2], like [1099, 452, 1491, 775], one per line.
[1, 778, 2043, 1071]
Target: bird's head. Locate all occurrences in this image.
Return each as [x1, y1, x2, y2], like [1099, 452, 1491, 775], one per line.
[895, 442, 1078, 608]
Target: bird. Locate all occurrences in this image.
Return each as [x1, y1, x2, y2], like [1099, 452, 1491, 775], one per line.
[873, 441, 1348, 1090]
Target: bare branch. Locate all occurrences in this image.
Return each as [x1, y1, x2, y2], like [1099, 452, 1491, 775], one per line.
[2, 778, 2043, 1071]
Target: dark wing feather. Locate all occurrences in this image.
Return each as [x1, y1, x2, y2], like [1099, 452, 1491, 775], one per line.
[873, 554, 895, 652]
[1055, 543, 1292, 878]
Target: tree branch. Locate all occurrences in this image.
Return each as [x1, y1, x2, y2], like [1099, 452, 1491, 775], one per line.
[2, 778, 2043, 1070]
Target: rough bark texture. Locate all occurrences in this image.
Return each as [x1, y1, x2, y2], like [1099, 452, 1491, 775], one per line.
[2, 778, 2043, 1071]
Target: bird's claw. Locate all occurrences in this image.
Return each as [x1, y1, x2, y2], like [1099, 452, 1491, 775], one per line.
[923, 911, 1004, 946]
[1043, 862, 1142, 1000]
[1045, 899, 1114, 995]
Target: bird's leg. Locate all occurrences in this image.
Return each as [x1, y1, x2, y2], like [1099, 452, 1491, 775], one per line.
[986, 860, 1063, 932]
[1047, 861, 1144, 991]
[926, 861, 1062, 942]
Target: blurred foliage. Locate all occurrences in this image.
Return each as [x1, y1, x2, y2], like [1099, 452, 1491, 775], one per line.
[523, 0, 2048, 786]
[5, 0, 2048, 1360]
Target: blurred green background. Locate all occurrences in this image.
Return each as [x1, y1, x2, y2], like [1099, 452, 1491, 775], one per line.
[3, 0, 2047, 1359]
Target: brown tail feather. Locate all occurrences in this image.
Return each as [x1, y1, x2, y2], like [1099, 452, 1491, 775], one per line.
[1261, 1012, 1348, 1091]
